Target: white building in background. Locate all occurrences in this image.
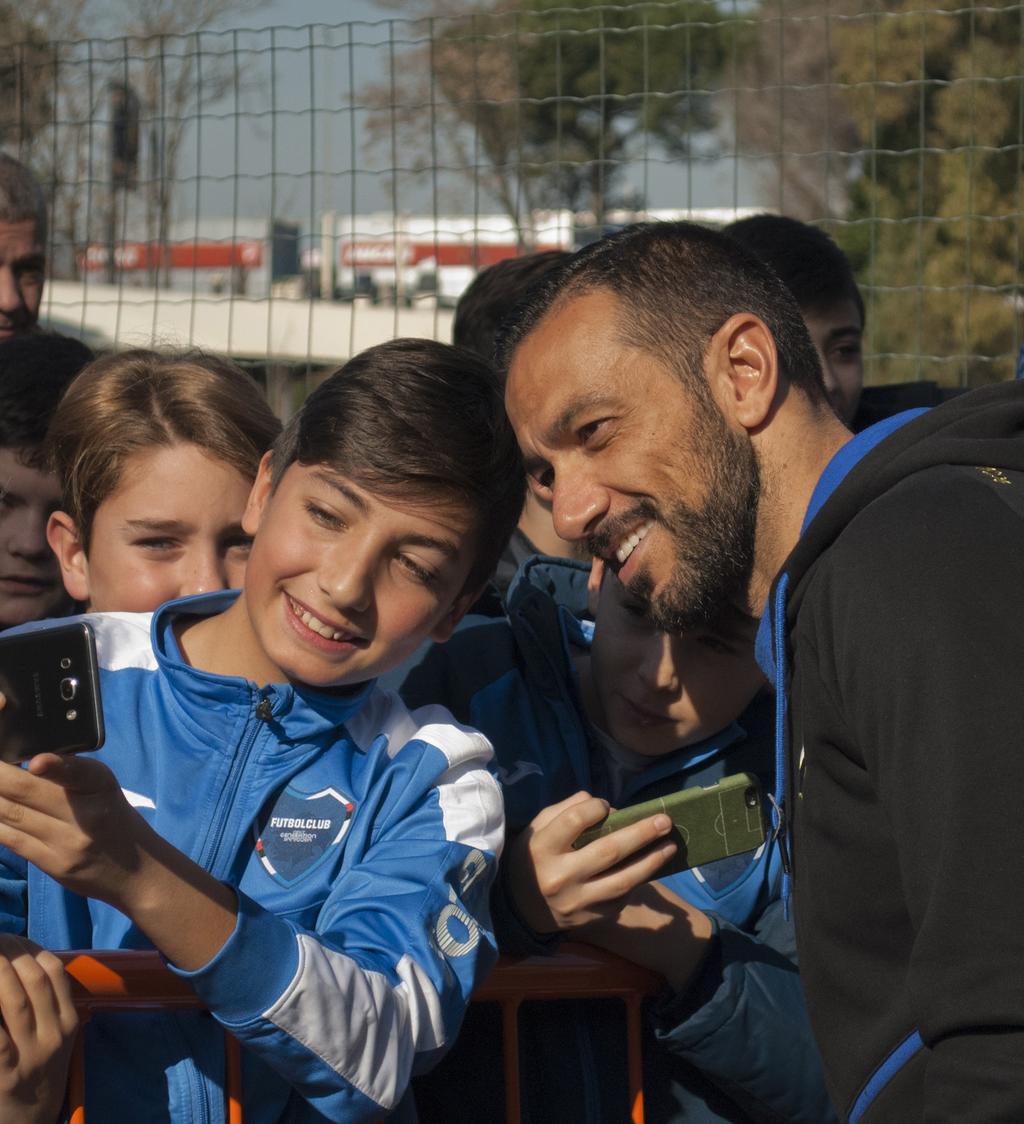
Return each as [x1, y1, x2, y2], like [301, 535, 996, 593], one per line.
[45, 205, 767, 377]
[322, 210, 576, 307]
[320, 207, 762, 308]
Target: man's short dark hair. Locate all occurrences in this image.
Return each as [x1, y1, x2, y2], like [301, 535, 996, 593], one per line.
[272, 338, 525, 591]
[0, 332, 93, 465]
[0, 154, 47, 245]
[724, 213, 865, 327]
[453, 251, 573, 368]
[497, 221, 826, 405]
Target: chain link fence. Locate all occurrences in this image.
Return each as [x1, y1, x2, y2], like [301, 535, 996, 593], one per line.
[6, 0, 1022, 403]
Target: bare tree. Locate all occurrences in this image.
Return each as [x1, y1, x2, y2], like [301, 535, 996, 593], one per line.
[111, 0, 265, 286]
[727, 0, 861, 221]
[363, 0, 732, 233]
[0, 0, 100, 281]
[4, 0, 264, 283]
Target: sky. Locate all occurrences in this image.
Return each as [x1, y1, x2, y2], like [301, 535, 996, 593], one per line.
[87, 0, 772, 248]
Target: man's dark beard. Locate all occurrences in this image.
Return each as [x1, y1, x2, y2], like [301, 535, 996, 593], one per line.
[589, 406, 760, 634]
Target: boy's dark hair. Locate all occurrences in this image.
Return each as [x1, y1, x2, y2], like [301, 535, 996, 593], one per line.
[0, 332, 93, 466]
[272, 338, 525, 591]
[723, 213, 865, 327]
[453, 251, 573, 368]
[497, 221, 827, 406]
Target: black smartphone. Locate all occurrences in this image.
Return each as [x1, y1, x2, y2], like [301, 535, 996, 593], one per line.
[0, 621, 105, 764]
[573, 772, 765, 877]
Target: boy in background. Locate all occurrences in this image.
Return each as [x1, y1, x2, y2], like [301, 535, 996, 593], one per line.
[0, 332, 93, 631]
[453, 251, 587, 593]
[400, 556, 834, 1123]
[724, 213, 865, 427]
[0, 338, 524, 1122]
[725, 214, 964, 431]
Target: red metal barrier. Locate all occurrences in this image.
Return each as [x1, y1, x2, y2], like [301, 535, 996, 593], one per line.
[474, 943, 663, 1124]
[57, 944, 662, 1124]
[57, 951, 243, 1124]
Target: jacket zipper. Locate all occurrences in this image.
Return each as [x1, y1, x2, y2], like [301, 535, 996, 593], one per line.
[196, 688, 273, 877]
[183, 688, 273, 1122]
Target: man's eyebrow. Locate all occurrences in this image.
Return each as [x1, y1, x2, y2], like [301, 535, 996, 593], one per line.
[824, 324, 862, 344]
[544, 392, 619, 444]
[522, 451, 550, 479]
[312, 471, 369, 513]
[13, 252, 44, 270]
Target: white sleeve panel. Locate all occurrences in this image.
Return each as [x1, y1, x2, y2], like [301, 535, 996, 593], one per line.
[346, 692, 503, 856]
[263, 934, 444, 1111]
[433, 755, 504, 858]
[91, 611, 158, 671]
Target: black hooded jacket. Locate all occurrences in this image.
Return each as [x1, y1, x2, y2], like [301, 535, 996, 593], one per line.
[764, 382, 1024, 1122]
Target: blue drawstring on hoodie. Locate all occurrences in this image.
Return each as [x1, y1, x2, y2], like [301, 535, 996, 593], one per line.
[770, 574, 792, 915]
[754, 408, 931, 918]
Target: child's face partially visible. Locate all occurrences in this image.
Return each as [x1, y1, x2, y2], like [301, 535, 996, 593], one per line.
[0, 447, 68, 630]
[802, 297, 864, 426]
[585, 574, 765, 756]
[49, 443, 255, 613]
[235, 457, 479, 690]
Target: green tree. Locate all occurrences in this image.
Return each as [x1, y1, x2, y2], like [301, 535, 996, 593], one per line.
[366, 0, 736, 233]
[833, 0, 1024, 386]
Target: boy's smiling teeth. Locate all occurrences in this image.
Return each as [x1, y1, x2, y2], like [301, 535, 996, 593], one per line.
[289, 596, 353, 641]
[615, 520, 653, 566]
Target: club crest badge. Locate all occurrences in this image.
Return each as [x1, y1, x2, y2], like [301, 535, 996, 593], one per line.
[255, 785, 355, 885]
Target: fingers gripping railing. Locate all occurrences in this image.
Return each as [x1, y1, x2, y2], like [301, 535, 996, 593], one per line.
[57, 944, 662, 1124]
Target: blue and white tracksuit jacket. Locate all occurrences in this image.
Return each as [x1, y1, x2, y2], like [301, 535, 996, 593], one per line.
[391, 557, 835, 1123]
[0, 592, 504, 1123]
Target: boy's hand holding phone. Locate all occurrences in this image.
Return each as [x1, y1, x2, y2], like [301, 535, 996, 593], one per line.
[0, 743, 169, 908]
[0, 734, 237, 973]
[507, 789, 679, 935]
[0, 933, 78, 1124]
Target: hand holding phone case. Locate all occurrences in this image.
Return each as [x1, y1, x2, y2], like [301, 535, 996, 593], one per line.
[572, 772, 765, 877]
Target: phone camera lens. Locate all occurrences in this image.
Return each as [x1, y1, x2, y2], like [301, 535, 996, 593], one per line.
[60, 657, 71, 670]
[66, 709, 78, 721]
[60, 677, 79, 701]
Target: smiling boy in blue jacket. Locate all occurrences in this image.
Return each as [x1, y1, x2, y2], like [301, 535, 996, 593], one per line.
[0, 338, 524, 1122]
[397, 555, 834, 1123]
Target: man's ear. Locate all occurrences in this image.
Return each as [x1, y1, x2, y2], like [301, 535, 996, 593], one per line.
[242, 452, 276, 535]
[706, 313, 779, 432]
[429, 587, 481, 644]
[46, 511, 91, 603]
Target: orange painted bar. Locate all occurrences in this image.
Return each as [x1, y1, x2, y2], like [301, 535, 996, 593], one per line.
[56, 944, 662, 1124]
[56, 951, 244, 1123]
[475, 943, 662, 1124]
[226, 1034, 244, 1124]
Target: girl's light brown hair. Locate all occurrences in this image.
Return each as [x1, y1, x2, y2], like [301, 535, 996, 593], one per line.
[47, 349, 282, 551]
